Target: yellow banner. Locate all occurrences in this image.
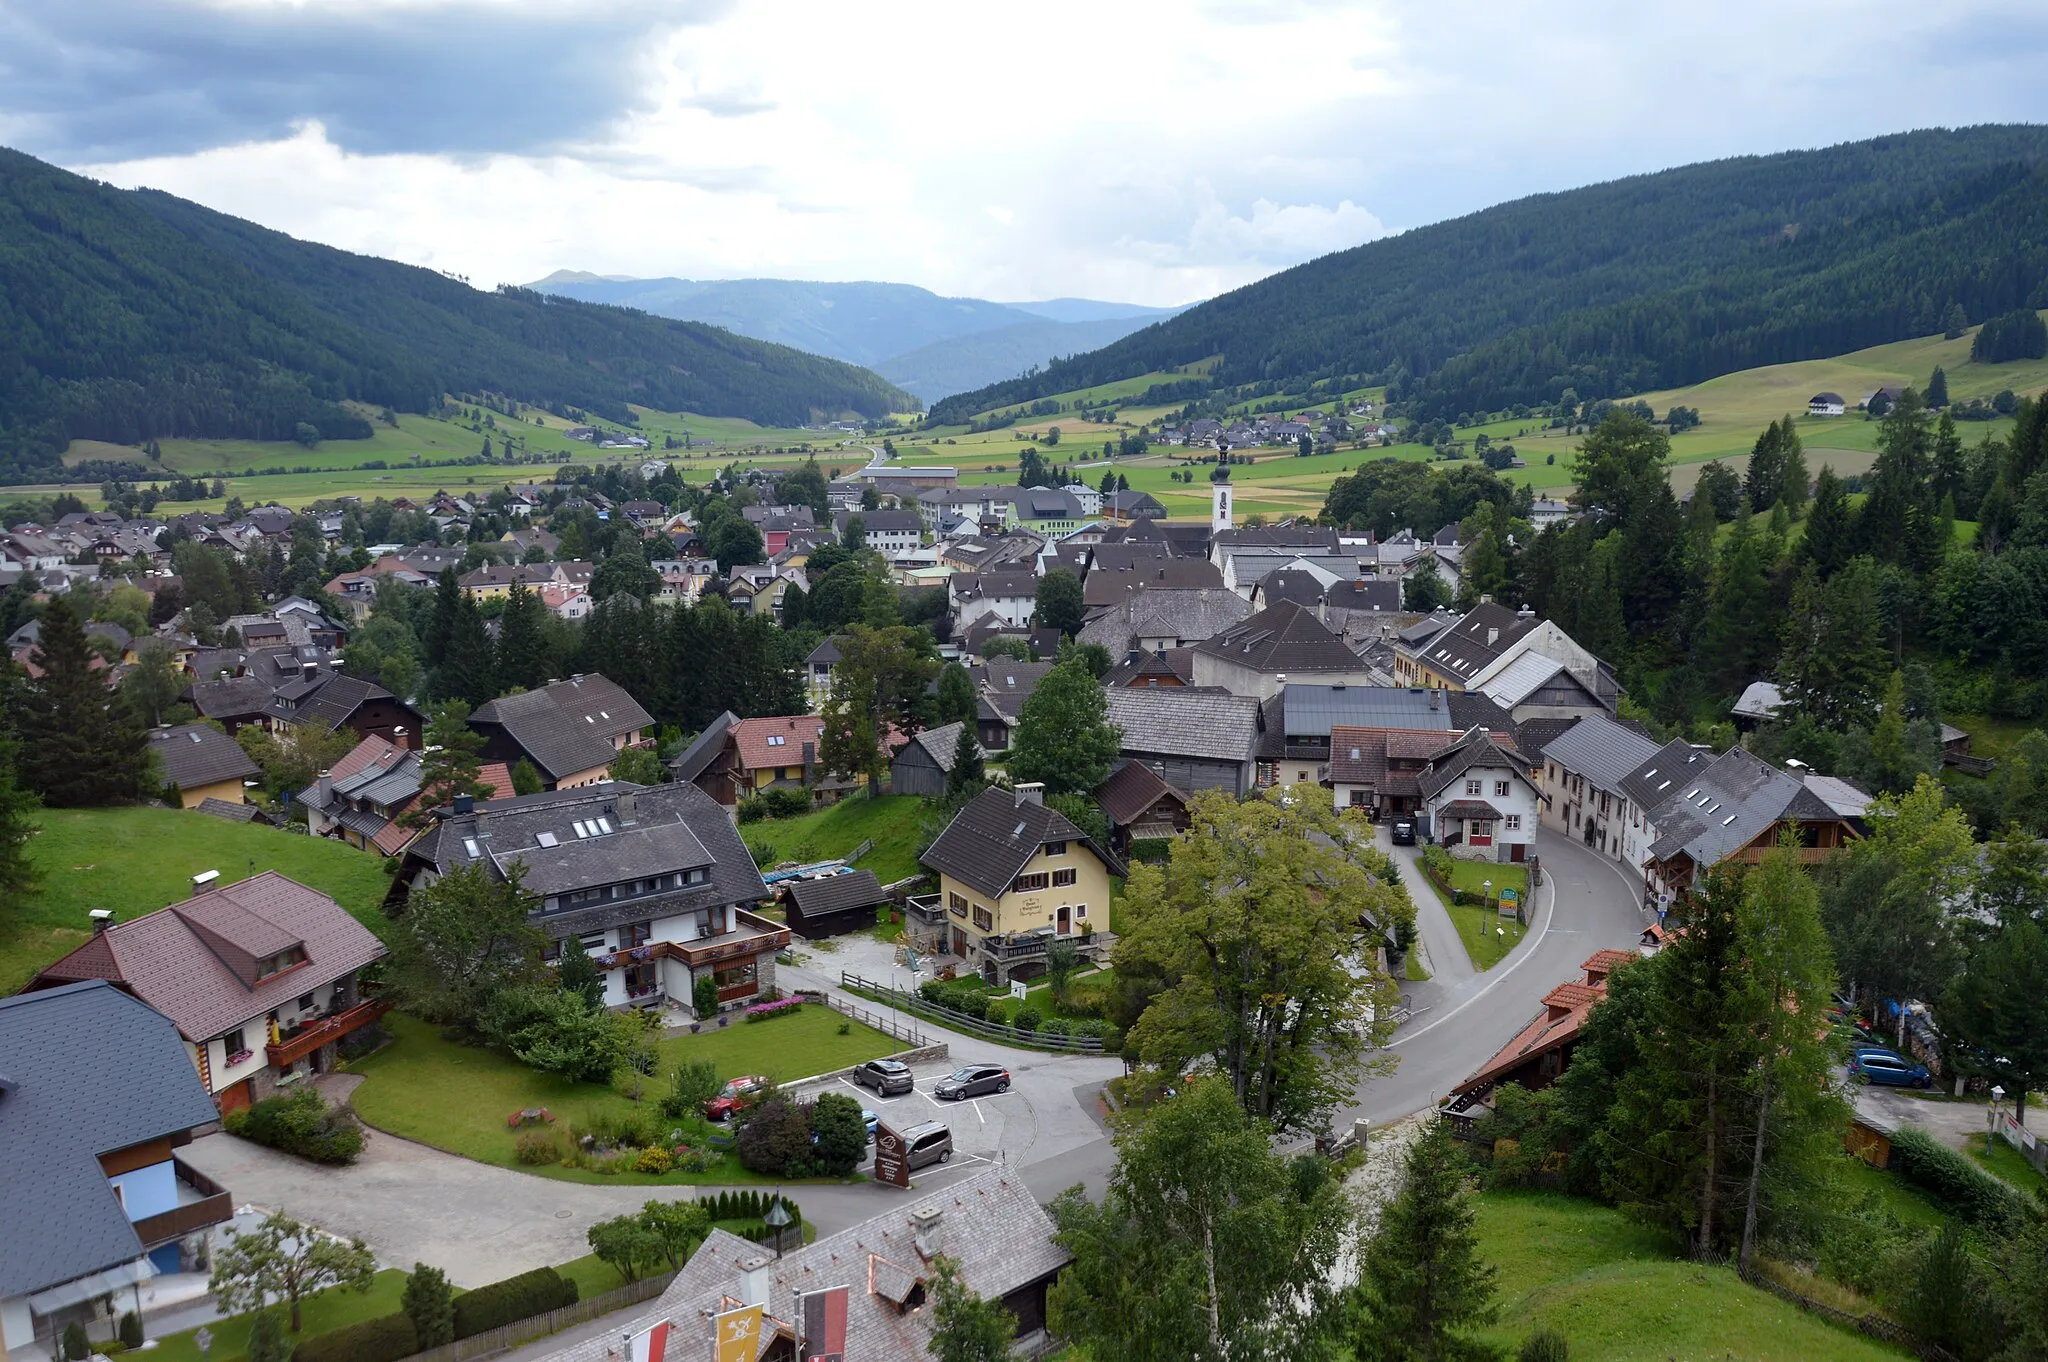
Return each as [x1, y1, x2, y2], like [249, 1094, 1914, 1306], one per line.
[713, 1305, 765, 1362]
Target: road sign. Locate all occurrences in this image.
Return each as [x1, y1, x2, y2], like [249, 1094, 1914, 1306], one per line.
[1498, 886, 1519, 913]
[873, 1122, 911, 1188]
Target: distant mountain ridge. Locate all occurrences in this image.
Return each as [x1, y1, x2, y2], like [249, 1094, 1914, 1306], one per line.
[0, 146, 912, 481]
[526, 274, 1190, 400]
[929, 125, 2048, 425]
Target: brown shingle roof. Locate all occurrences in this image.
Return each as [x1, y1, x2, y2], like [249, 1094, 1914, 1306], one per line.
[29, 873, 387, 1041]
[1094, 759, 1187, 827]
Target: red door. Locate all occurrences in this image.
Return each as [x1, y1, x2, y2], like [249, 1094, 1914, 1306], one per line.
[216, 1079, 253, 1115]
[1510, 843, 1527, 864]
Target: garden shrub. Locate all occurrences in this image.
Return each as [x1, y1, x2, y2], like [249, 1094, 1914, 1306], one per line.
[224, 1087, 364, 1164]
[1519, 1329, 1570, 1362]
[743, 996, 804, 1022]
[809, 1093, 867, 1176]
[660, 1059, 720, 1119]
[403, 1264, 455, 1349]
[292, 1312, 418, 1362]
[118, 1313, 143, 1349]
[954, 989, 990, 1020]
[635, 1147, 673, 1174]
[452, 1267, 578, 1340]
[1890, 1127, 2030, 1229]
[514, 1130, 561, 1165]
[1039, 1018, 1073, 1038]
[737, 787, 812, 823]
[61, 1324, 87, 1361]
[737, 1098, 814, 1177]
[984, 999, 1014, 1026]
[1014, 1006, 1042, 1033]
[1127, 837, 1172, 864]
[1074, 1019, 1106, 1040]
[919, 980, 948, 1005]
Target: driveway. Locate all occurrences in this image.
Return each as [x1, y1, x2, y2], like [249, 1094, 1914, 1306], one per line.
[1853, 1082, 2008, 1153]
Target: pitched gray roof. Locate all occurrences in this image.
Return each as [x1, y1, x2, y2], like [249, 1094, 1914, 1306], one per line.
[1094, 758, 1187, 826]
[898, 720, 977, 773]
[148, 722, 259, 790]
[1277, 683, 1455, 739]
[786, 869, 886, 916]
[405, 781, 770, 937]
[1645, 749, 1849, 868]
[671, 710, 740, 783]
[470, 674, 653, 780]
[1193, 600, 1362, 674]
[1105, 688, 1261, 765]
[1075, 588, 1253, 651]
[1618, 738, 1712, 811]
[1542, 714, 1663, 789]
[530, 1169, 1068, 1362]
[921, 786, 1119, 900]
[0, 982, 224, 1298]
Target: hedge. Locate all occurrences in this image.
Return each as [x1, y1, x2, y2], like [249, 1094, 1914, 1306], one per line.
[291, 1313, 418, 1362]
[703, 1190, 801, 1223]
[222, 1087, 363, 1164]
[452, 1267, 578, 1340]
[1127, 837, 1172, 864]
[1889, 1126, 2030, 1230]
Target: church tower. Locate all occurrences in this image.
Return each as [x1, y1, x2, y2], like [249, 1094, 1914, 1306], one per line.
[1211, 474, 1232, 533]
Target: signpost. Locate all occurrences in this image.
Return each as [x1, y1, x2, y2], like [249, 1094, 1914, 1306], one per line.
[873, 1121, 911, 1189]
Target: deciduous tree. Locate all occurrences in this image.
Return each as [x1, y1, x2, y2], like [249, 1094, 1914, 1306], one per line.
[1006, 659, 1120, 796]
[1034, 568, 1086, 638]
[819, 624, 939, 798]
[209, 1210, 376, 1333]
[927, 1256, 1015, 1362]
[387, 864, 546, 1027]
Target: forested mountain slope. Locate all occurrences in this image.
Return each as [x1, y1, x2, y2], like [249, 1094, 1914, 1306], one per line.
[0, 147, 912, 481]
[930, 126, 2048, 424]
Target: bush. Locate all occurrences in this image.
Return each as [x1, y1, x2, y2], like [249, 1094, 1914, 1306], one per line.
[403, 1263, 455, 1349]
[1889, 1126, 2029, 1229]
[1039, 1018, 1073, 1038]
[1127, 837, 1172, 864]
[660, 1059, 721, 1119]
[291, 1313, 419, 1362]
[61, 1323, 87, 1361]
[919, 980, 948, 1005]
[737, 1098, 814, 1177]
[737, 787, 812, 823]
[693, 974, 721, 1019]
[810, 1093, 868, 1176]
[954, 989, 991, 1020]
[452, 1267, 578, 1340]
[634, 1146, 674, 1174]
[514, 1130, 561, 1165]
[224, 1086, 364, 1164]
[1519, 1329, 1570, 1362]
[743, 997, 804, 1022]
[1014, 1006, 1042, 1034]
[118, 1312, 143, 1350]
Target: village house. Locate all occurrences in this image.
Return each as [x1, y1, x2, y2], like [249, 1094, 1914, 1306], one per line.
[298, 733, 511, 855]
[950, 569, 1039, 631]
[146, 723, 259, 807]
[889, 720, 981, 799]
[1093, 758, 1194, 852]
[1104, 687, 1264, 796]
[913, 784, 1122, 985]
[1417, 726, 1541, 862]
[28, 873, 390, 1112]
[469, 673, 653, 790]
[1538, 715, 1667, 860]
[1189, 600, 1382, 699]
[1441, 949, 1640, 1136]
[0, 983, 236, 1362]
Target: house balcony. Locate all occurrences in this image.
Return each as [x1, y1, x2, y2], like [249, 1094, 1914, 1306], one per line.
[904, 893, 948, 927]
[266, 998, 391, 1067]
[132, 1158, 234, 1247]
[592, 910, 791, 973]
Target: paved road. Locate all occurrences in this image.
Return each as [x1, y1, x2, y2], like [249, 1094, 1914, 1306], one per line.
[1340, 829, 1649, 1130]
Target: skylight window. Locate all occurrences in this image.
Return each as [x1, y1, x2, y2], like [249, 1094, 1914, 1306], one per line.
[1721, 815, 1737, 825]
[535, 831, 559, 848]
[1685, 788, 1700, 798]
[596, 817, 613, 834]
[572, 820, 591, 838]
[462, 838, 480, 857]
[767, 735, 785, 746]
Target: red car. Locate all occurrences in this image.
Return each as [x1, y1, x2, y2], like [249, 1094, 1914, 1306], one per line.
[705, 1075, 770, 1121]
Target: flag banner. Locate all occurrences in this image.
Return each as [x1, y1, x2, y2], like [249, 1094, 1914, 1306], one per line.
[628, 1319, 669, 1362]
[801, 1285, 848, 1362]
[713, 1305, 764, 1362]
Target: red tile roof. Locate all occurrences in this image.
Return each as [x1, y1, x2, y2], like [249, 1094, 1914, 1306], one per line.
[1454, 950, 1640, 1097]
[29, 872, 387, 1041]
[731, 715, 827, 773]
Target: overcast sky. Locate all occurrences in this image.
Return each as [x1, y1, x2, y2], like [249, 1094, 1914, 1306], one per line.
[5, 0, 2048, 307]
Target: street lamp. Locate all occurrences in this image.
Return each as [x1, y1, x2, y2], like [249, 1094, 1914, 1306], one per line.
[1990, 1085, 2007, 1141]
[764, 1195, 793, 1260]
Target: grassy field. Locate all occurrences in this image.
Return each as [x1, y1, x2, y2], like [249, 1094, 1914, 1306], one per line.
[741, 793, 926, 885]
[1471, 1191, 1906, 1361]
[1967, 1132, 2048, 1194]
[1421, 859, 1528, 970]
[144, 1268, 411, 1362]
[348, 1008, 902, 1185]
[1, 807, 396, 994]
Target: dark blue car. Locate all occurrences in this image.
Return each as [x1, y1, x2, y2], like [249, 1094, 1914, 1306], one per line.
[1849, 1046, 1932, 1088]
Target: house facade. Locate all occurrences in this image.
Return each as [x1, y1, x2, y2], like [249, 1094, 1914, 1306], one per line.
[147, 723, 258, 807]
[27, 874, 390, 1112]
[394, 782, 788, 1015]
[1417, 727, 1540, 862]
[0, 983, 235, 1362]
[469, 673, 653, 790]
[1537, 715, 1665, 861]
[914, 785, 1121, 984]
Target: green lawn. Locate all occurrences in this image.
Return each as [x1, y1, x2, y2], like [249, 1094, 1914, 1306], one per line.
[1422, 860, 1528, 971]
[2, 807, 396, 993]
[1471, 1191, 1906, 1361]
[742, 793, 925, 885]
[144, 1269, 411, 1362]
[348, 1008, 903, 1184]
[1832, 1154, 1951, 1233]
[1967, 1132, 2048, 1195]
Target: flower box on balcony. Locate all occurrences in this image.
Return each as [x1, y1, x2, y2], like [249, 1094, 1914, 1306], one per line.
[225, 1049, 254, 1066]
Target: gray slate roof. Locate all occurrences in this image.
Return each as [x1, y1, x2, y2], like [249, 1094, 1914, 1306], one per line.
[1542, 714, 1663, 789]
[148, 722, 259, 790]
[1193, 600, 1362, 674]
[1618, 738, 1712, 811]
[1105, 687, 1262, 764]
[1278, 683, 1455, 739]
[470, 674, 653, 779]
[921, 786, 1119, 900]
[896, 720, 977, 773]
[531, 1169, 1068, 1362]
[1076, 588, 1253, 652]
[671, 710, 740, 783]
[1645, 748, 1850, 868]
[786, 869, 886, 916]
[0, 982, 227, 1298]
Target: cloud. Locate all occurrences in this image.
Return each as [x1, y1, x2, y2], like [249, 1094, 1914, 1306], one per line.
[18, 0, 2048, 309]
[0, 0, 717, 161]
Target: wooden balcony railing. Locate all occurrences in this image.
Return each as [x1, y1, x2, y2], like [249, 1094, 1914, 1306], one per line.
[132, 1160, 234, 1246]
[266, 998, 391, 1067]
[592, 911, 792, 973]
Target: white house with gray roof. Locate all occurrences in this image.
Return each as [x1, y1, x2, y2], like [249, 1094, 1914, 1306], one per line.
[394, 781, 787, 1016]
[1538, 715, 1665, 861]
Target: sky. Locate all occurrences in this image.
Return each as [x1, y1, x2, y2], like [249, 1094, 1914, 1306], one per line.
[4, 0, 2048, 308]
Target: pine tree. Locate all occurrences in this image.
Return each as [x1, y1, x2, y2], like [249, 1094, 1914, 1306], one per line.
[1931, 411, 1965, 509]
[494, 579, 551, 692]
[437, 591, 497, 705]
[1777, 562, 1889, 731]
[1926, 366, 1949, 409]
[1353, 1120, 1498, 1359]
[0, 736, 41, 906]
[1941, 301, 1968, 340]
[406, 701, 493, 824]
[947, 723, 985, 796]
[1776, 417, 1809, 515]
[1743, 419, 1784, 513]
[557, 933, 605, 1011]
[424, 567, 461, 670]
[19, 596, 147, 806]
[1800, 466, 1852, 577]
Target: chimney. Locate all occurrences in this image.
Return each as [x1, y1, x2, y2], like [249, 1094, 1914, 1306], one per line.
[1429, 690, 1441, 711]
[1487, 627, 1499, 646]
[316, 771, 332, 807]
[474, 810, 490, 841]
[1479, 594, 1494, 606]
[453, 793, 473, 815]
[1014, 782, 1044, 807]
[89, 909, 114, 935]
[192, 870, 220, 891]
[910, 1203, 944, 1259]
[738, 1255, 772, 1310]
[619, 790, 638, 824]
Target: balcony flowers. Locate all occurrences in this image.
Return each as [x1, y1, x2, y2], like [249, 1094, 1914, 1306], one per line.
[225, 1049, 255, 1066]
[743, 996, 804, 1023]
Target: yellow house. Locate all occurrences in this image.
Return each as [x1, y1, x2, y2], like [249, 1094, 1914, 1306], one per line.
[147, 723, 259, 807]
[918, 783, 1122, 984]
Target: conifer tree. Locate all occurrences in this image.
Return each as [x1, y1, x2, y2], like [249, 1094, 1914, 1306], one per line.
[1353, 1119, 1498, 1359]
[406, 701, 493, 825]
[0, 735, 41, 906]
[19, 596, 147, 806]
[1776, 417, 1809, 515]
[1800, 466, 1853, 577]
[1743, 419, 1784, 513]
[437, 591, 496, 706]
[494, 579, 551, 692]
[947, 723, 985, 796]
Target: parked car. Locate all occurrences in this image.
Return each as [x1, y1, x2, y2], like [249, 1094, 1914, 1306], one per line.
[854, 1058, 916, 1096]
[1849, 1047, 1932, 1089]
[1391, 820, 1416, 846]
[863, 1109, 878, 1141]
[935, 1064, 1010, 1100]
[705, 1074, 770, 1120]
[900, 1120, 954, 1169]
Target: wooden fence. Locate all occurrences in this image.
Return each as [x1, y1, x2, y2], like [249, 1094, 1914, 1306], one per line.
[808, 989, 929, 1048]
[839, 972, 1107, 1052]
[398, 1272, 677, 1362]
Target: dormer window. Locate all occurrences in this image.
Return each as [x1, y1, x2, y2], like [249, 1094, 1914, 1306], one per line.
[1043, 840, 1068, 857]
[257, 947, 305, 980]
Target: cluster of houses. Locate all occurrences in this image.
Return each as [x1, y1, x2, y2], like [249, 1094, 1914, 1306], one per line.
[1155, 409, 1371, 451]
